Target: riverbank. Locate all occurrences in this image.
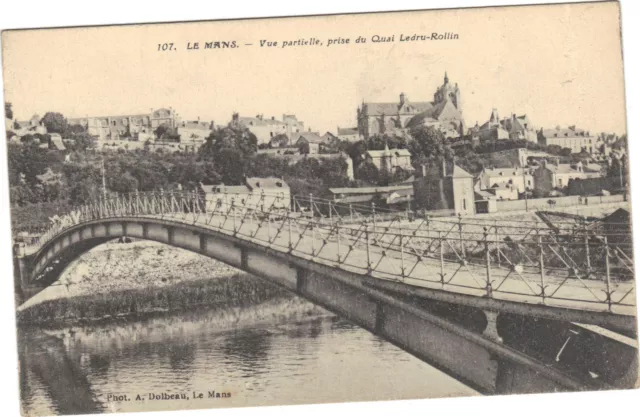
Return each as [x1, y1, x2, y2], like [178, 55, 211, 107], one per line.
[18, 240, 327, 328]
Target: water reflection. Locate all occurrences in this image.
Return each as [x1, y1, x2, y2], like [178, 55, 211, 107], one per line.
[19, 306, 476, 416]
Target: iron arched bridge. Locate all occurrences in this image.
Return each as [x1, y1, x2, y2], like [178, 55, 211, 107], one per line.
[13, 190, 638, 395]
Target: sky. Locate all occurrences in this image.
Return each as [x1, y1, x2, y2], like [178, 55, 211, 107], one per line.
[1, 1, 627, 136]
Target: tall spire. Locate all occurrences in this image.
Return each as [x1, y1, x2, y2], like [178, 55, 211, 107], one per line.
[444, 71, 449, 84]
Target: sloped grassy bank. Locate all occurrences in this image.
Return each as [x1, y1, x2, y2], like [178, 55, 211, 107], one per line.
[17, 240, 327, 328]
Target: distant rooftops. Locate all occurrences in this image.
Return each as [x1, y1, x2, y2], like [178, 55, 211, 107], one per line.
[540, 126, 592, 138]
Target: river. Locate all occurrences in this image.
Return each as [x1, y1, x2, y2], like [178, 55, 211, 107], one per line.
[19, 305, 476, 415]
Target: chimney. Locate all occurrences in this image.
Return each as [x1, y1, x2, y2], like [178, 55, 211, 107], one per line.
[442, 158, 447, 178]
[422, 164, 427, 177]
[400, 92, 406, 106]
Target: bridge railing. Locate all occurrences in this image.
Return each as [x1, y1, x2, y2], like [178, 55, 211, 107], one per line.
[22, 190, 636, 313]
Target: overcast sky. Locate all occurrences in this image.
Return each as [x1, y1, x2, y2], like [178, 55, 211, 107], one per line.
[1, 1, 627, 136]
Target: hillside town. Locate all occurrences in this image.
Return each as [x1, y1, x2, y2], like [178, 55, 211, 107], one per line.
[4, 72, 629, 233]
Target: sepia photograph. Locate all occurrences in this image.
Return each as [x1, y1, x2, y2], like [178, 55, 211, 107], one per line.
[0, 1, 638, 416]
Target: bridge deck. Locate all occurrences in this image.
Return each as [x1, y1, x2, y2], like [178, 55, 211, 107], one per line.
[130, 212, 635, 318]
[20, 190, 636, 324]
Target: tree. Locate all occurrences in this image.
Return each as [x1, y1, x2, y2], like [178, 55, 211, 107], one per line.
[409, 126, 451, 161]
[41, 112, 68, 134]
[67, 124, 86, 134]
[608, 155, 628, 188]
[214, 148, 247, 184]
[65, 132, 95, 152]
[107, 171, 139, 194]
[355, 160, 380, 184]
[298, 141, 310, 155]
[5, 102, 13, 120]
[316, 157, 350, 188]
[344, 140, 368, 168]
[200, 122, 257, 160]
[61, 162, 102, 205]
[154, 124, 169, 140]
[247, 154, 289, 179]
[270, 133, 290, 148]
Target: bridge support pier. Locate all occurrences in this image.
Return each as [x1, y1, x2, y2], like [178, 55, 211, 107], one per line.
[296, 268, 307, 293]
[483, 310, 503, 343]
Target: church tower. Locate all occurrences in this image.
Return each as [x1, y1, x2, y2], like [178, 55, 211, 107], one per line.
[433, 71, 462, 112]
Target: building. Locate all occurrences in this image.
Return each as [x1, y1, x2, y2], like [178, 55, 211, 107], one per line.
[15, 114, 46, 133]
[471, 109, 536, 143]
[336, 127, 360, 142]
[537, 126, 604, 154]
[590, 208, 631, 251]
[413, 161, 475, 216]
[484, 183, 519, 201]
[177, 119, 213, 151]
[202, 177, 291, 212]
[477, 167, 534, 194]
[533, 160, 603, 194]
[13, 114, 47, 136]
[329, 184, 413, 206]
[294, 132, 325, 154]
[178, 119, 213, 140]
[478, 148, 551, 169]
[357, 72, 465, 139]
[67, 107, 179, 140]
[364, 145, 413, 173]
[237, 114, 305, 145]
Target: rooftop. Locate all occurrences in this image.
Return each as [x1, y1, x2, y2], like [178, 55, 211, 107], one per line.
[329, 185, 412, 195]
[245, 177, 289, 190]
[296, 132, 325, 144]
[541, 126, 592, 138]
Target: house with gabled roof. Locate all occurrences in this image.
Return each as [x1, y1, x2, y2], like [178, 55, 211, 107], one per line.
[537, 125, 605, 155]
[364, 144, 413, 173]
[477, 166, 534, 194]
[413, 160, 475, 216]
[294, 132, 325, 154]
[533, 159, 603, 195]
[202, 176, 291, 212]
[471, 108, 536, 143]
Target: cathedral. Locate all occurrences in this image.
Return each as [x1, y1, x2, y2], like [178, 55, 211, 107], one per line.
[356, 72, 466, 140]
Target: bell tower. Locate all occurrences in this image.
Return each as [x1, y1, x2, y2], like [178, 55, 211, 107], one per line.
[434, 71, 462, 112]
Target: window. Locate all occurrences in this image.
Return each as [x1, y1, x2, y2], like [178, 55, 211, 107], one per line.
[463, 199, 467, 210]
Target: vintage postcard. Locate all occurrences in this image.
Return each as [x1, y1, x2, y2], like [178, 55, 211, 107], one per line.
[1, 1, 638, 416]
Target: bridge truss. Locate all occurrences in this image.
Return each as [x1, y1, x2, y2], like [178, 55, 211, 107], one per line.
[18, 189, 636, 321]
